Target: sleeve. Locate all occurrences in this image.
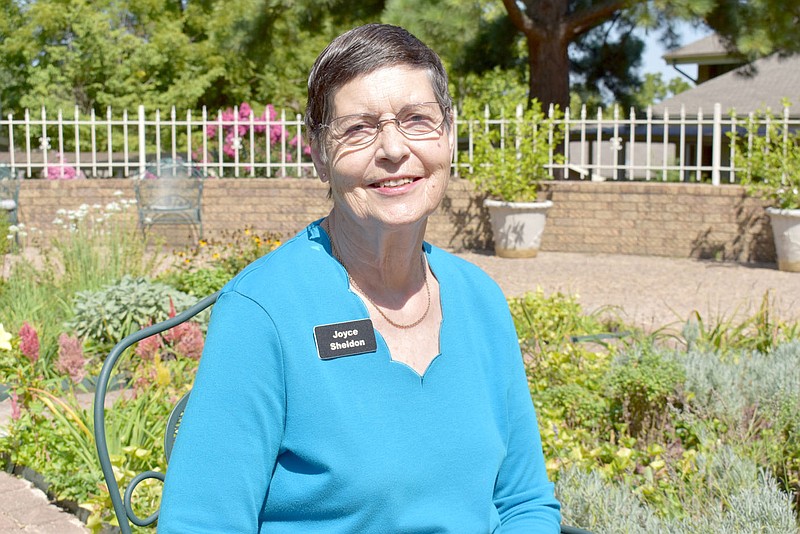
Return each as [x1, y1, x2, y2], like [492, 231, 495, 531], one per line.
[159, 290, 286, 533]
[492, 302, 562, 533]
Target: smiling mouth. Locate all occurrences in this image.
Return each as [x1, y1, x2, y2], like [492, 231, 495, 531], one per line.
[371, 177, 418, 188]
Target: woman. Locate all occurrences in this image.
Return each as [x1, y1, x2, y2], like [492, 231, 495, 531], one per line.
[159, 23, 561, 532]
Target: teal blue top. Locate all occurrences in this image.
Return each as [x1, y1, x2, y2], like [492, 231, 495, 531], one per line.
[159, 221, 561, 533]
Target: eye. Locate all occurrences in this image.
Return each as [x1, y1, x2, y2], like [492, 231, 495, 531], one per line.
[344, 121, 374, 134]
[333, 116, 378, 141]
[401, 111, 433, 124]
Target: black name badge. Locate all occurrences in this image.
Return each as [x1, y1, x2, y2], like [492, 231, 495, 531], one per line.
[314, 319, 378, 360]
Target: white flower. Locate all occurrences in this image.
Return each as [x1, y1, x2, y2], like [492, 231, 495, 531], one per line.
[92, 204, 101, 210]
[8, 225, 18, 233]
[113, 190, 123, 196]
[78, 203, 89, 211]
[52, 218, 64, 225]
[56, 208, 67, 216]
[0, 323, 12, 351]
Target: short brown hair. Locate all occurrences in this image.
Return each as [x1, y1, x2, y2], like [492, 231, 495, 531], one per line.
[305, 24, 451, 163]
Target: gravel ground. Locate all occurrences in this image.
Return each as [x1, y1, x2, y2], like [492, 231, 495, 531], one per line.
[458, 250, 800, 332]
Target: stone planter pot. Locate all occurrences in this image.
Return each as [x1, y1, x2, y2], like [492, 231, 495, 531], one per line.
[483, 198, 553, 258]
[766, 207, 800, 272]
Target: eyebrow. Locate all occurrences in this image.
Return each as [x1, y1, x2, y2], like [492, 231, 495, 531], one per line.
[335, 103, 432, 119]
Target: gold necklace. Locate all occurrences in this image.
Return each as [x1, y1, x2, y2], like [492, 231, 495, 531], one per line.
[325, 217, 431, 330]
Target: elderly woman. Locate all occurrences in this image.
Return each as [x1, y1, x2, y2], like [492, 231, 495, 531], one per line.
[159, 23, 561, 532]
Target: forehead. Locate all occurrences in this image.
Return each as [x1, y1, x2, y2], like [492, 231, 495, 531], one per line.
[331, 66, 436, 117]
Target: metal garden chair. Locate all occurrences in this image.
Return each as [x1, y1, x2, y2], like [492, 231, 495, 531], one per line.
[93, 291, 593, 534]
[133, 158, 205, 240]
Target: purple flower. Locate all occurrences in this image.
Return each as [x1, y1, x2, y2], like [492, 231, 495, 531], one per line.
[56, 334, 87, 384]
[18, 322, 39, 364]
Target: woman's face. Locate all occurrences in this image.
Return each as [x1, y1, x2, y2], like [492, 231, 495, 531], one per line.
[314, 66, 454, 231]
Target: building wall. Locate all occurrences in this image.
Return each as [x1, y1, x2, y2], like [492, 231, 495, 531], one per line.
[17, 177, 775, 263]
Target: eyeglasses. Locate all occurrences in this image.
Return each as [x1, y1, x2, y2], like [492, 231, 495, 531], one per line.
[322, 102, 448, 147]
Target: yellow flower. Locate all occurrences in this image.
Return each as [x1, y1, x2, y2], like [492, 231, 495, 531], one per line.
[198, 239, 207, 247]
[0, 323, 12, 351]
[154, 354, 171, 387]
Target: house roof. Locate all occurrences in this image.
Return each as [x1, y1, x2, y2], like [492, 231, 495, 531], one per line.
[662, 34, 741, 65]
[653, 53, 800, 117]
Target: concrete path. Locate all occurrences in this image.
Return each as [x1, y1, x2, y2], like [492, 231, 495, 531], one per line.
[0, 473, 87, 533]
[1, 251, 800, 531]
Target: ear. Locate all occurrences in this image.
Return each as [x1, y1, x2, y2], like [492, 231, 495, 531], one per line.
[311, 146, 329, 183]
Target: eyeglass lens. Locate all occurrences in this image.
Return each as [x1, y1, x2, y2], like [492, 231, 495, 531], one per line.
[327, 103, 445, 146]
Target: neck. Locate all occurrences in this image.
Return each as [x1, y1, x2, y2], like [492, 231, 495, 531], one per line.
[325, 210, 427, 296]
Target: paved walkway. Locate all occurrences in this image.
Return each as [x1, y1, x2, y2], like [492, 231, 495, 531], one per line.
[0, 474, 87, 533]
[1, 251, 799, 531]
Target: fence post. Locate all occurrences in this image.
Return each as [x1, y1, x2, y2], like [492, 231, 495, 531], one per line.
[138, 105, 146, 177]
[712, 103, 722, 186]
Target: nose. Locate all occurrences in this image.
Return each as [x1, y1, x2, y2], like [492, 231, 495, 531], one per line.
[374, 119, 410, 161]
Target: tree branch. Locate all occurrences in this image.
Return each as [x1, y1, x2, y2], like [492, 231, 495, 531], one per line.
[502, 0, 538, 37]
[566, 0, 630, 38]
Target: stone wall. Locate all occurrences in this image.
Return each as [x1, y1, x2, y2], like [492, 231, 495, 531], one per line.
[16, 177, 775, 263]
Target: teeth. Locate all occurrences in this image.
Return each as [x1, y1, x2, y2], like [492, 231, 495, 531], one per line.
[380, 178, 414, 187]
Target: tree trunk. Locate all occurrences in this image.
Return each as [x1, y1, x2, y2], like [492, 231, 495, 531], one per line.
[527, 29, 571, 110]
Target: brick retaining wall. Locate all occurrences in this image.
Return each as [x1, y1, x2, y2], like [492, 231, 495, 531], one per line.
[16, 177, 775, 263]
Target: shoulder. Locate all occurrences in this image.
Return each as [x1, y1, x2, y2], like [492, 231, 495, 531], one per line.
[222, 222, 334, 304]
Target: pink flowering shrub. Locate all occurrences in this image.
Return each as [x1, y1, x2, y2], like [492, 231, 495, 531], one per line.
[10, 391, 20, 421]
[18, 322, 39, 363]
[56, 333, 87, 384]
[171, 322, 204, 360]
[202, 102, 311, 172]
[44, 157, 85, 180]
[134, 322, 164, 361]
[134, 298, 205, 363]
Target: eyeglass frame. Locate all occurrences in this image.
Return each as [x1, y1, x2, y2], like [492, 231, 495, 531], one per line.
[320, 102, 451, 147]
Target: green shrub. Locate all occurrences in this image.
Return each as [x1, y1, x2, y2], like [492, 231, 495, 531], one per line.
[556, 465, 664, 533]
[678, 341, 800, 422]
[557, 447, 798, 534]
[158, 226, 282, 297]
[462, 98, 564, 202]
[607, 346, 686, 439]
[537, 383, 609, 431]
[158, 265, 232, 297]
[65, 276, 202, 347]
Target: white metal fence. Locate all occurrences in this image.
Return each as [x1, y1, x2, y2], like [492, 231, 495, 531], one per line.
[0, 103, 796, 184]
